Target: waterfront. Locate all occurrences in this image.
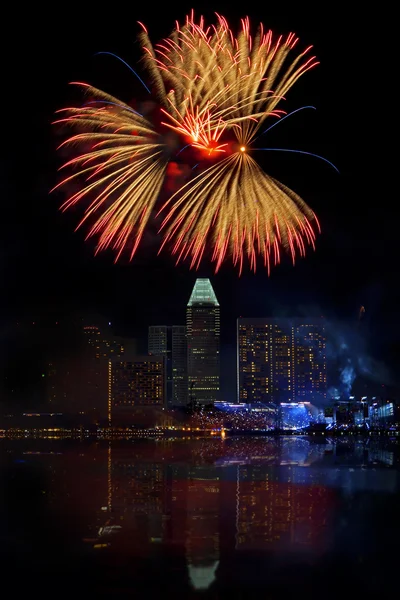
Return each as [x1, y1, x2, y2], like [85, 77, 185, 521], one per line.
[2, 436, 399, 597]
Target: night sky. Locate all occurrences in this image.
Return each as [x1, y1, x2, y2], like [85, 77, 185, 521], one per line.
[2, 3, 397, 403]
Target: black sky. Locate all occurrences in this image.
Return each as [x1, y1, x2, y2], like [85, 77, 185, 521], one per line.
[2, 2, 398, 400]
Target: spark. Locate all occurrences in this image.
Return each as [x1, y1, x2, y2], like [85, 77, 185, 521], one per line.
[54, 13, 335, 272]
[53, 84, 168, 260]
[255, 147, 339, 172]
[94, 52, 151, 94]
[255, 105, 316, 142]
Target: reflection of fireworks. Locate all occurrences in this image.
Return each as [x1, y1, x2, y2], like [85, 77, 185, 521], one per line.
[54, 13, 336, 273]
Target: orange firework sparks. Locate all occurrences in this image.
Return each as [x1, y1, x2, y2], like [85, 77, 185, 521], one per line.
[140, 13, 318, 151]
[53, 13, 334, 273]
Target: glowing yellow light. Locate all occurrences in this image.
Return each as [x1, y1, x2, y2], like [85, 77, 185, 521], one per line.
[240, 146, 246, 152]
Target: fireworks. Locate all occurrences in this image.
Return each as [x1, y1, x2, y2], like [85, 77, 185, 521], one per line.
[53, 13, 335, 273]
[53, 84, 168, 260]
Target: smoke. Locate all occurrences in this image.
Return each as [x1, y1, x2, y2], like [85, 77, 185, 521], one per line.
[165, 161, 191, 192]
[328, 321, 393, 398]
[289, 304, 394, 400]
[339, 362, 356, 396]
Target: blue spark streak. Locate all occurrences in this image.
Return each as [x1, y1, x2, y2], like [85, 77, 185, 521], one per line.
[255, 106, 316, 142]
[95, 52, 151, 94]
[84, 100, 143, 117]
[176, 144, 190, 157]
[255, 147, 339, 173]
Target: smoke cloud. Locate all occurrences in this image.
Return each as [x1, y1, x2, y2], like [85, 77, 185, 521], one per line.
[282, 304, 394, 400]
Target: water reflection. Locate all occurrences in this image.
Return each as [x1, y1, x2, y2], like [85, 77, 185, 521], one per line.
[1, 437, 400, 597]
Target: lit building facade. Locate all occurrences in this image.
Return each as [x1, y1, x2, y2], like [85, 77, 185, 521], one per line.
[293, 322, 327, 402]
[148, 325, 187, 406]
[237, 318, 326, 404]
[187, 279, 220, 404]
[108, 356, 165, 424]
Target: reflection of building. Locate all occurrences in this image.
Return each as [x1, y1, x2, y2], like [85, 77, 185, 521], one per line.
[166, 464, 220, 590]
[148, 325, 187, 406]
[108, 356, 165, 424]
[236, 464, 333, 551]
[107, 447, 166, 547]
[237, 318, 326, 404]
[187, 279, 220, 404]
[186, 466, 220, 565]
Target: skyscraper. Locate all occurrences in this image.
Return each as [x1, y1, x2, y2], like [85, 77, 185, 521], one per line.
[237, 318, 326, 404]
[171, 326, 188, 406]
[148, 325, 187, 406]
[47, 322, 125, 417]
[293, 321, 327, 402]
[187, 279, 220, 404]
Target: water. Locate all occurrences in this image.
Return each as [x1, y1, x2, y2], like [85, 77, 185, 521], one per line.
[1, 436, 399, 597]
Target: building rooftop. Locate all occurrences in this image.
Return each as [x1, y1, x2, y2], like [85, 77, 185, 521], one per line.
[188, 279, 219, 307]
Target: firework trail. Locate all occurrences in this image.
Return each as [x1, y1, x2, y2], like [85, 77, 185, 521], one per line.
[53, 84, 168, 259]
[53, 12, 335, 273]
[140, 13, 317, 151]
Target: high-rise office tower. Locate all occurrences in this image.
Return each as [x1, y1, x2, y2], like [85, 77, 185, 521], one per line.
[148, 325, 187, 406]
[237, 318, 326, 404]
[108, 356, 165, 424]
[187, 279, 220, 404]
[293, 322, 327, 402]
[171, 326, 188, 406]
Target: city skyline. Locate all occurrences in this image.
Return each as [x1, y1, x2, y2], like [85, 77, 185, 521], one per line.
[1, 276, 396, 412]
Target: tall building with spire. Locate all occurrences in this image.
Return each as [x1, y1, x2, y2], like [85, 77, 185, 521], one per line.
[187, 279, 220, 404]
